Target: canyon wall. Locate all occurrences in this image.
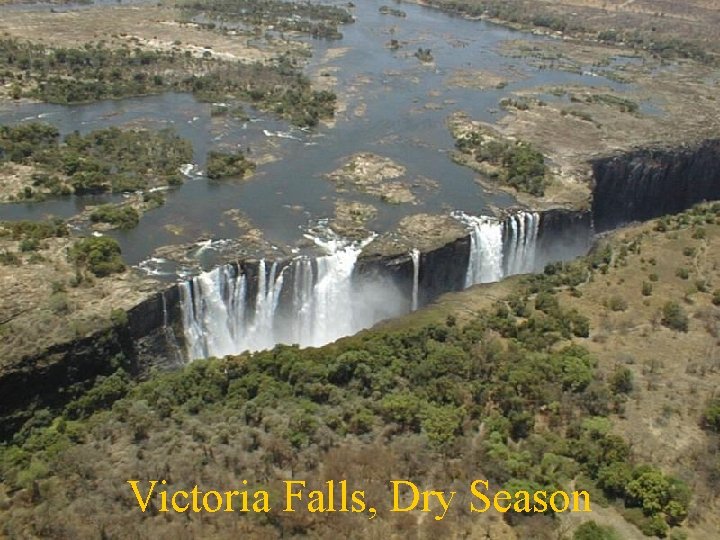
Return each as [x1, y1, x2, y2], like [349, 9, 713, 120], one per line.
[591, 139, 720, 232]
[0, 288, 183, 440]
[5, 138, 718, 440]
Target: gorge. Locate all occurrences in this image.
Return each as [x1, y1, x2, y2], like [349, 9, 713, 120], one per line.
[1, 0, 720, 451]
[164, 130, 720, 364]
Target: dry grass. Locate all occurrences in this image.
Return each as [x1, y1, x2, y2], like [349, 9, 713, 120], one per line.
[0, 235, 162, 370]
[0, 4, 305, 64]
[400, 211, 720, 538]
[557, 219, 720, 537]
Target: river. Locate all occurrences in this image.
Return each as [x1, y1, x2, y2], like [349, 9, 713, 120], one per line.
[0, 0, 631, 269]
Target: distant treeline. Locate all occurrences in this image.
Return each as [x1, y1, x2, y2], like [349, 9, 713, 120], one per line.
[0, 39, 336, 126]
[180, 0, 353, 40]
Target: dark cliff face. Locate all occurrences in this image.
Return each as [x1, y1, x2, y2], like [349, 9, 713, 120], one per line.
[536, 209, 594, 269]
[11, 137, 718, 440]
[591, 140, 720, 232]
[355, 235, 471, 310]
[0, 289, 183, 441]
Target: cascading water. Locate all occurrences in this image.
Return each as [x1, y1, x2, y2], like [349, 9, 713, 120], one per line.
[453, 212, 505, 285]
[294, 235, 368, 347]
[410, 248, 420, 311]
[179, 210, 544, 361]
[453, 210, 541, 287]
[179, 234, 389, 360]
[504, 211, 540, 275]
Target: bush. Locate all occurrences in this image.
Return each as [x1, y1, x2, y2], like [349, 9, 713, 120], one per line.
[110, 308, 128, 328]
[694, 279, 708, 293]
[48, 292, 69, 314]
[713, 290, 720, 306]
[702, 398, 720, 432]
[142, 191, 165, 207]
[607, 296, 628, 312]
[642, 281, 653, 296]
[675, 267, 689, 280]
[89, 205, 140, 229]
[206, 150, 256, 179]
[610, 367, 634, 395]
[19, 238, 40, 252]
[573, 521, 620, 540]
[0, 250, 20, 266]
[660, 301, 688, 332]
[535, 291, 559, 314]
[69, 236, 125, 278]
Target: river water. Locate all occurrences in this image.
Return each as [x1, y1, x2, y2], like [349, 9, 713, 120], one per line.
[0, 0, 631, 268]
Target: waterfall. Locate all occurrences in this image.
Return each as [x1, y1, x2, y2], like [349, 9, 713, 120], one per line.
[504, 211, 540, 275]
[179, 236, 382, 360]
[179, 262, 285, 360]
[247, 260, 286, 351]
[179, 280, 207, 360]
[291, 257, 314, 344]
[410, 248, 420, 311]
[178, 210, 544, 361]
[454, 210, 540, 287]
[454, 212, 505, 286]
[295, 235, 367, 347]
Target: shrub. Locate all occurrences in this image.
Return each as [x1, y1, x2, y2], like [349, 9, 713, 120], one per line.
[206, 150, 256, 179]
[89, 205, 140, 229]
[48, 292, 69, 314]
[142, 191, 165, 207]
[110, 308, 128, 328]
[573, 521, 620, 540]
[642, 281, 653, 296]
[19, 238, 40, 252]
[610, 367, 634, 394]
[661, 301, 688, 332]
[713, 290, 720, 306]
[607, 296, 628, 312]
[0, 250, 20, 265]
[702, 398, 720, 432]
[535, 291, 559, 314]
[649, 273, 659, 282]
[675, 267, 689, 280]
[69, 236, 125, 278]
[694, 279, 708, 293]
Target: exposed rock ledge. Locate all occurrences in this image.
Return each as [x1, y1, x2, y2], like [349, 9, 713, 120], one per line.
[360, 213, 467, 259]
[326, 152, 417, 204]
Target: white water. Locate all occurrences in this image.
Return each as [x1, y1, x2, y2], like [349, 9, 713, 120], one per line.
[454, 210, 540, 287]
[296, 236, 366, 347]
[179, 235, 403, 360]
[454, 212, 505, 286]
[180, 211, 542, 361]
[504, 212, 540, 275]
[410, 248, 420, 311]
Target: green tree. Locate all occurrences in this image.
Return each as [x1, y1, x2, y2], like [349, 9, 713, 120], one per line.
[69, 236, 125, 278]
[573, 521, 620, 540]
